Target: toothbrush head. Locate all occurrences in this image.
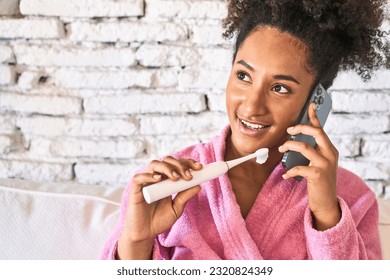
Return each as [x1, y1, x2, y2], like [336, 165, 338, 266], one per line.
[255, 148, 269, 164]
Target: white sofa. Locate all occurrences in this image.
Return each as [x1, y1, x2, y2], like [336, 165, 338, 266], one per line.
[0, 178, 389, 260]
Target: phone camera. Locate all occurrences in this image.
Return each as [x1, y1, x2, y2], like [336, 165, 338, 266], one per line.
[313, 86, 325, 110]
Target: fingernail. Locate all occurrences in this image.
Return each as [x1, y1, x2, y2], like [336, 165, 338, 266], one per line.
[282, 174, 287, 179]
[153, 174, 161, 179]
[278, 145, 283, 152]
[287, 126, 295, 132]
[185, 170, 192, 178]
[172, 171, 179, 177]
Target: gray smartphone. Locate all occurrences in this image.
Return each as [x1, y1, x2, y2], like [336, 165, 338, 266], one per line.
[281, 83, 332, 180]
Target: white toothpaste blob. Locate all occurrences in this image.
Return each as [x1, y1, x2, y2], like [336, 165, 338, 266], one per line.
[142, 148, 269, 204]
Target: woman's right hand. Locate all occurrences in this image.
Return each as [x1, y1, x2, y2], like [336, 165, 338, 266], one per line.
[117, 156, 203, 260]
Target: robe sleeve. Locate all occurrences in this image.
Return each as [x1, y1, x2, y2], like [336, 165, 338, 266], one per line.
[100, 172, 172, 260]
[304, 193, 382, 260]
[100, 179, 131, 260]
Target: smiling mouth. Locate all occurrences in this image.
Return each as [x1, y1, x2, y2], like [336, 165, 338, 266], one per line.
[239, 118, 270, 130]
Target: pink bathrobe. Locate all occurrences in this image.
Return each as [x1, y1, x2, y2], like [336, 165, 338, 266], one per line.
[101, 126, 382, 260]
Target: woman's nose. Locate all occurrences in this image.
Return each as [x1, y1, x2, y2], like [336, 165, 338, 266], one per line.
[242, 85, 268, 116]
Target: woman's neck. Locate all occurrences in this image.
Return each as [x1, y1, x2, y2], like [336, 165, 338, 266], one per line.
[224, 136, 283, 178]
[224, 137, 283, 218]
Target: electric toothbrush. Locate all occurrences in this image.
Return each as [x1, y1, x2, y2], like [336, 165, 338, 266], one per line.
[142, 148, 269, 204]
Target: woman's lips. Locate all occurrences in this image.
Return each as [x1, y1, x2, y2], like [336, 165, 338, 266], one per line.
[240, 119, 267, 130]
[238, 117, 270, 135]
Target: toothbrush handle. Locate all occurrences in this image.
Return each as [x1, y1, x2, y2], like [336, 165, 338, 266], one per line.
[142, 161, 228, 204]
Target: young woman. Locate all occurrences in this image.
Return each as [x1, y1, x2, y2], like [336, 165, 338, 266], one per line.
[102, 0, 389, 260]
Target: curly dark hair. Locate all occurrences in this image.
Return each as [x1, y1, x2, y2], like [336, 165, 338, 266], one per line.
[222, 0, 390, 88]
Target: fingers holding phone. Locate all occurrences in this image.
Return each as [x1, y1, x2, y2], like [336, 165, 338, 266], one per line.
[279, 103, 338, 180]
[281, 84, 332, 172]
[279, 103, 340, 230]
[282, 103, 338, 165]
[280, 84, 341, 230]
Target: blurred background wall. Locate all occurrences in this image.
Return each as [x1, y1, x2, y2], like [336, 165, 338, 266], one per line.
[0, 0, 389, 199]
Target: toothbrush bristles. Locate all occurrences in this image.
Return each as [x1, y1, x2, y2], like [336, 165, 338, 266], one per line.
[255, 148, 269, 164]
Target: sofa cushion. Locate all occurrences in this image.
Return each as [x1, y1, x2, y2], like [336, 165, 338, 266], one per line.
[0, 178, 123, 260]
[0, 178, 389, 260]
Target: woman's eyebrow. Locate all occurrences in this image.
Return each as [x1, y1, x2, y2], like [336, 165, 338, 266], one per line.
[237, 60, 301, 84]
[273, 74, 300, 85]
[237, 60, 255, 72]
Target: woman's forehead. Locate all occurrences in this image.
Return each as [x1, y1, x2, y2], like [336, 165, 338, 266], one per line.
[236, 26, 313, 76]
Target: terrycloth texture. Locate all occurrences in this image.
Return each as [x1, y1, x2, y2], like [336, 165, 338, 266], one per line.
[101, 126, 382, 260]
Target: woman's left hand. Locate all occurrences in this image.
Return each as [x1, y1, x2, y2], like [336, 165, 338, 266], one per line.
[278, 103, 341, 231]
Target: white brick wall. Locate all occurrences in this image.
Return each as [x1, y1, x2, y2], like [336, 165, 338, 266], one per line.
[0, 115, 16, 133]
[14, 44, 137, 67]
[84, 92, 206, 114]
[0, 93, 82, 115]
[191, 24, 227, 45]
[49, 137, 145, 158]
[20, 0, 144, 18]
[0, 45, 14, 63]
[145, 0, 227, 19]
[331, 90, 390, 113]
[140, 113, 228, 135]
[74, 162, 142, 186]
[0, 65, 16, 85]
[0, 135, 13, 154]
[16, 116, 138, 138]
[178, 67, 229, 89]
[0, 18, 65, 39]
[68, 21, 187, 42]
[331, 70, 390, 89]
[0, 0, 19, 15]
[362, 135, 390, 158]
[51, 68, 153, 89]
[0, 160, 73, 181]
[0, 1, 389, 198]
[326, 114, 389, 135]
[136, 44, 198, 67]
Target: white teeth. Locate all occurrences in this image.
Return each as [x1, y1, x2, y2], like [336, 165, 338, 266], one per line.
[240, 119, 265, 130]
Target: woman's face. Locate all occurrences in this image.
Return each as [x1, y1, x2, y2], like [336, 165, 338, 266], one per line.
[226, 26, 316, 157]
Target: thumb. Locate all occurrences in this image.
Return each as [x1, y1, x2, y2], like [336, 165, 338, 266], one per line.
[171, 186, 201, 218]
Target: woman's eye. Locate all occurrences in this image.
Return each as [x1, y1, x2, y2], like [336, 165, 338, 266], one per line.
[236, 71, 251, 82]
[273, 84, 290, 93]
